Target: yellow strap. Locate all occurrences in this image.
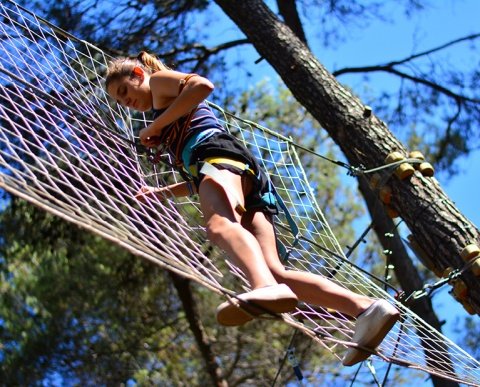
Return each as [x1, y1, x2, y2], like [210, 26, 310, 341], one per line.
[198, 161, 247, 215]
[205, 157, 254, 173]
[189, 157, 255, 177]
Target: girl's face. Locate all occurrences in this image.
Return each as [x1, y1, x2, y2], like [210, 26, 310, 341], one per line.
[107, 70, 153, 112]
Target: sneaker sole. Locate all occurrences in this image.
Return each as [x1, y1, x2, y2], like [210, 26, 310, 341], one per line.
[342, 311, 400, 366]
[217, 296, 298, 327]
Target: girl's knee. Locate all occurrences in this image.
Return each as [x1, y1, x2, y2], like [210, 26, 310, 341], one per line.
[205, 215, 236, 243]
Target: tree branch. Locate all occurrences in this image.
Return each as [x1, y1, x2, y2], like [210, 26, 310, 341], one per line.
[276, 0, 308, 47]
[333, 33, 480, 104]
[162, 39, 250, 68]
[334, 64, 479, 104]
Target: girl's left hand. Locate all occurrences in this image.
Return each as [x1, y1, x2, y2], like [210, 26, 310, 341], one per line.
[139, 125, 161, 147]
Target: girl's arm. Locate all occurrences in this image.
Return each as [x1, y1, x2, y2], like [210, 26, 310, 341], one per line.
[135, 181, 196, 202]
[139, 70, 214, 146]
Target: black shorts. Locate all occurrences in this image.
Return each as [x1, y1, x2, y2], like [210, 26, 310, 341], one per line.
[188, 132, 277, 215]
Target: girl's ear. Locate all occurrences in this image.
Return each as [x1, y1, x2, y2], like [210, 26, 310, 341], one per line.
[131, 66, 144, 79]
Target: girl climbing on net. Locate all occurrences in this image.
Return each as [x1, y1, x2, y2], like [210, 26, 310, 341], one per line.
[105, 51, 400, 366]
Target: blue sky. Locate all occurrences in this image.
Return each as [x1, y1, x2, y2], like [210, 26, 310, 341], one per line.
[208, 0, 479, 227]
[324, 0, 480, 227]
[205, 0, 480, 382]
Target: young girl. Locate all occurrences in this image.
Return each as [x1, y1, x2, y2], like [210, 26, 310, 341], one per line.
[105, 51, 400, 366]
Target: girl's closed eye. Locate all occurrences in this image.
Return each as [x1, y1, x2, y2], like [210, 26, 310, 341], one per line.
[116, 85, 127, 104]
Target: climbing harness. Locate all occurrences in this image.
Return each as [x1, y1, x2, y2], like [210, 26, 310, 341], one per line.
[188, 156, 300, 261]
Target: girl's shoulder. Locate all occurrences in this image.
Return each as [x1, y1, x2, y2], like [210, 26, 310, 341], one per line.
[150, 69, 189, 84]
[149, 70, 188, 107]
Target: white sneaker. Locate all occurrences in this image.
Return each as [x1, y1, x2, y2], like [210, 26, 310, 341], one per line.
[342, 299, 400, 366]
[216, 284, 298, 327]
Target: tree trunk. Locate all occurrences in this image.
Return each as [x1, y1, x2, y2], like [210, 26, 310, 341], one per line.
[169, 272, 228, 387]
[214, 0, 480, 314]
[357, 176, 459, 387]
[273, 3, 460, 384]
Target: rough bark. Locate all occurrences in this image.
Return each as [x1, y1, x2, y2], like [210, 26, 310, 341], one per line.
[214, 0, 480, 314]
[169, 272, 228, 387]
[270, 3, 461, 383]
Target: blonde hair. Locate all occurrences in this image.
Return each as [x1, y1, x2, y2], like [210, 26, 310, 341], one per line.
[105, 51, 169, 90]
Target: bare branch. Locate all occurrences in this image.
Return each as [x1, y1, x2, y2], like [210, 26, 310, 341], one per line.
[332, 33, 480, 104]
[162, 39, 250, 68]
[333, 64, 480, 104]
[387, 33, 480, 67]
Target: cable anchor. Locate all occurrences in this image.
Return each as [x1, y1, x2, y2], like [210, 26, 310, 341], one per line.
[286, 347, 303, 381]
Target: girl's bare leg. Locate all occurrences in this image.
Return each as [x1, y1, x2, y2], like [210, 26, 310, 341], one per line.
[241, 210, 374, 317]
[199, 169, 299, 326]
[242, 207, 400, 367]
[198, 169, 278, 289]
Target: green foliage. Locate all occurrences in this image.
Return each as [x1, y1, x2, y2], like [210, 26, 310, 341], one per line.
[0, 197, 204, 385]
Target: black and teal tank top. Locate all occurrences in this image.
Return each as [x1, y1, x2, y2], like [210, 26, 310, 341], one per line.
[151, 101, 225, 167]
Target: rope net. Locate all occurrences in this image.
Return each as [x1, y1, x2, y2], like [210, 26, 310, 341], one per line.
[0, 1, 479, 385]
